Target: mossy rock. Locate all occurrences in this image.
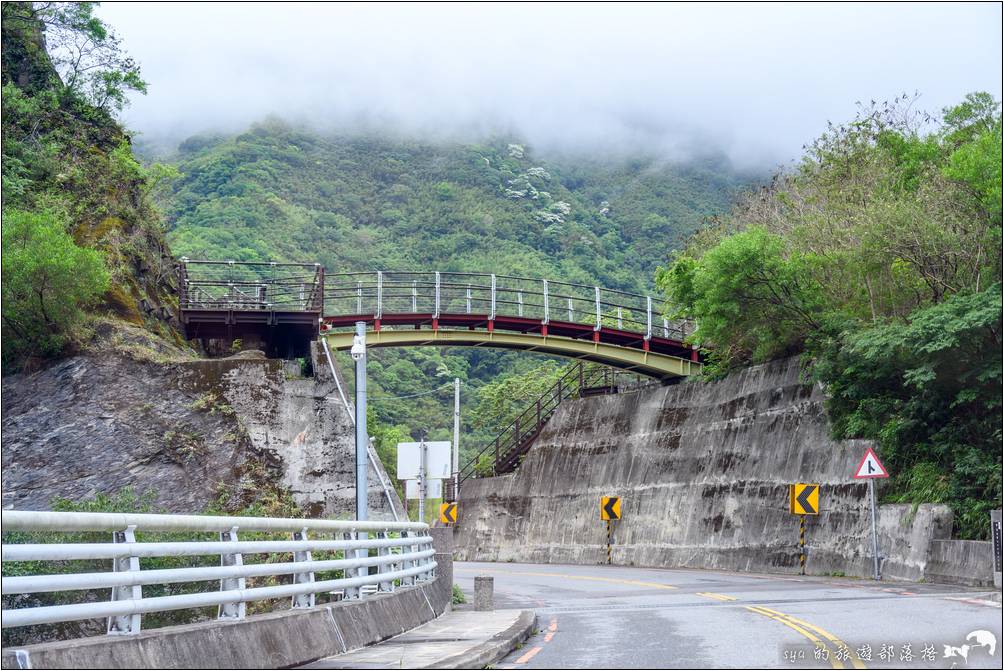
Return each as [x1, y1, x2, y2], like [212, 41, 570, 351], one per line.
[103, 284, 144, 325]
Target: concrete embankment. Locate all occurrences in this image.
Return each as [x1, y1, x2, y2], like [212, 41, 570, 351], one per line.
[455, 357, 994, 585]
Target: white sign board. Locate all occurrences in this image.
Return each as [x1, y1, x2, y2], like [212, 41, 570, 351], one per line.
[396, 441, 452, 480]
[853, 447, 889, 479]
[405, 478, 443, 500]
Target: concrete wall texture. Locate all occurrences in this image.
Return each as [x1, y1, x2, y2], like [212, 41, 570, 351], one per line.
[1, 531, 454, 669]
[455, 357, 993, 584]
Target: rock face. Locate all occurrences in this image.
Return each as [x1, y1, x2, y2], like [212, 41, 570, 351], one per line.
[454, 357, 953, 581]
[1, 339, 401, 519]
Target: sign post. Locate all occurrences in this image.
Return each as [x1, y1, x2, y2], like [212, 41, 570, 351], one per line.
[853, 447, 889, 581]
[397, 440, 452, 522]
[991, 510, 1002, 589]
[418, 439, 427, 524]
[789, 483, 819, 575]
[601, 496, 621, 565]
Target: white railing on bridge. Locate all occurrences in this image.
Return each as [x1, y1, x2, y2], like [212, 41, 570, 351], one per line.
[0, 511, 435, 634]
[324, 271, 691, 341]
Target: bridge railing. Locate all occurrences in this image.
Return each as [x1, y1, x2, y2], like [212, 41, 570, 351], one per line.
[0, 511, 434, 635]
[324, 271, 692, 340]
[178, 259, 325, 313]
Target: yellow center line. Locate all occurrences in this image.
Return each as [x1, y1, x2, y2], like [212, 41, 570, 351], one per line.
[696, 592, 738, 601]
[746, 606, 845, 670]
[455, 567, 677, 590]
[755, 607, 866, 670]
[514, 646, 543, 665]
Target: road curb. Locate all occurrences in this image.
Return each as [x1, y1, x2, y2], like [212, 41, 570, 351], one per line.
[431, 609, 537, 669]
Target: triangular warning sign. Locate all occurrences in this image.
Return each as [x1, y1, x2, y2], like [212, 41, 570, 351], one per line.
[853, 447, 889, 479]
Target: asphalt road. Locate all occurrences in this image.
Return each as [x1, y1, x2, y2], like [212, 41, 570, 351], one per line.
[454, 561, 1002, 669]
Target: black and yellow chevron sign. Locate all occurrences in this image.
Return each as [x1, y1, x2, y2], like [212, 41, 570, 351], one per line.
[601, 496, 621, 521]
[789, 483, 820, 516]
[439, 502, 457, 525]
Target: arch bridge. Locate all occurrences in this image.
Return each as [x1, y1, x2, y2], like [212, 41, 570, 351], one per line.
[320, 271, 700, 380]
[177, 262, 700, 379]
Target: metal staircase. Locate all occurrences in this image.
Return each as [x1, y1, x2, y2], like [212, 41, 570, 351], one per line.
[457, 363, 643, 486]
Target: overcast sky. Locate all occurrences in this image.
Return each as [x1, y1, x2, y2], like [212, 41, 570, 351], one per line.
[97, 2, 1002, 167]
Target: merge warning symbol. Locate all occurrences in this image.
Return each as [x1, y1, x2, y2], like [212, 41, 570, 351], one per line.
[601, 496, 621, 521]
[789, 484, 819, 516]
[439, 502, 457, 525]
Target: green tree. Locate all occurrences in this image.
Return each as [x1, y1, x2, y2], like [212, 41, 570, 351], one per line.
[1, 208, 109, 367]
[6, 1, 148, 112]
[812, 285, 1002, 539]
[658, 227, 828, 370]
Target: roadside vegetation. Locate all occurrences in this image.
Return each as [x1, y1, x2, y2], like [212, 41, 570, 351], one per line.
[1, 2, 179, 373]
[658, 93, 1002, 538]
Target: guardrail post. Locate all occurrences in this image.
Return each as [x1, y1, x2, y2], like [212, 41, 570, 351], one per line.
[433, 272, 441, 322]
[663, 318, 669, 338]
[400, 531, 415, 586]
[595, 287, 602, 331]
[412, 280, 418, 312]
[645, 296, 653, 343]
[466, 284, 472, 314]
[517, 291, 523, 317]
[107, 525, 141, 635]
[375, 271, 384, 320]
[490, 274, 497, 321]
[341, 531, 360, 598]
[542, 280, 549, 331]
[376, 531, 394, 592]
[567, 297, 574, 322]
[617, 307, 623, 329]
[218, 526, 246, 620]
[291, 527, 315, 608]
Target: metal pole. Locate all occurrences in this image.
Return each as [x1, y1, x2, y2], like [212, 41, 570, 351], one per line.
[354, 322, 368, 523]
[869, 479, 881, 580]
[452, 378, 461, 496]
[799, 515, 806, 576]
[606, 520, 612, 565]
[418, 439, 427, 524]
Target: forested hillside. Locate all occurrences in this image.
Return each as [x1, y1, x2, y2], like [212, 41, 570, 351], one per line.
[161, 122, 754, 466]
[659, 94, 1002, 538]
[1, 2, 180, 372]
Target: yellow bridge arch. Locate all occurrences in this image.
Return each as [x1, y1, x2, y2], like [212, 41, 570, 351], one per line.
[322, 328, 701, 380]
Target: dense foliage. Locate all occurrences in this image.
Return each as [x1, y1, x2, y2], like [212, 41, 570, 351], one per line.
[163, 121, 751, 470]
[1, 2, 179, 373]
[1, 208, 109, 366]
[658, 94, 1002, 537]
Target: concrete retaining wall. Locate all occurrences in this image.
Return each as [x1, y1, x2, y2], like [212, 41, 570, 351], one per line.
[454, 357, 958, 582]
[925, 539, 995, 587]
[1, 531, 453, 669]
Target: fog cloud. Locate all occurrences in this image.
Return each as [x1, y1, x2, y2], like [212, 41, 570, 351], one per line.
[98, 2, 1002, 167]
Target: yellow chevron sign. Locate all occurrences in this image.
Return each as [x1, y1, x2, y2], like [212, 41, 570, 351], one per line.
[439, 502, 457, 525]
[789, 483, 819, 516]
[601, 496, 621, 521]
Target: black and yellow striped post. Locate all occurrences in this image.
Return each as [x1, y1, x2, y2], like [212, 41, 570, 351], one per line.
[606, 520, 612, 565]
[799, 514, 806, 575]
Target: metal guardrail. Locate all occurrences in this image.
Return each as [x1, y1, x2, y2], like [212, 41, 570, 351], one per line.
[0, 511, 435, 634]
[178, 259, 325, 313]
[324, 271, 690, 341]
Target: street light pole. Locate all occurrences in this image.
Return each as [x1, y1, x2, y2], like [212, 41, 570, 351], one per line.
[452, 377, 460, 496]
[351, 321, 368, 523]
